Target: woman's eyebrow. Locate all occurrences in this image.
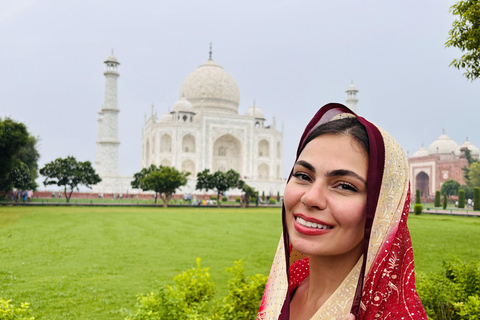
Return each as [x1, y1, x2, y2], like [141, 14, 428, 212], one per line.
[326, 169, 367, 185]
[294, 160, 315, 173]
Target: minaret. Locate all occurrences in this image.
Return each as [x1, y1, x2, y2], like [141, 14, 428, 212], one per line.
[95, 52, 120, 177]
[345, 82, 359, 112]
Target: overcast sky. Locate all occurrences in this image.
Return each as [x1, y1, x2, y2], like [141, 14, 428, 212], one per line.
[1, 0, 478, 188]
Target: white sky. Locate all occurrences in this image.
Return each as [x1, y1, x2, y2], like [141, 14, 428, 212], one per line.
[1, 0, 478, 187]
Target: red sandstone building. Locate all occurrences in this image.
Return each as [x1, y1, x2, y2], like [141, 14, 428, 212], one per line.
[408, 132, 479, 198]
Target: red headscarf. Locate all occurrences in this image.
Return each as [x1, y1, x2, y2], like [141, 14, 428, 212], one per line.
[257, 104, 427, 319]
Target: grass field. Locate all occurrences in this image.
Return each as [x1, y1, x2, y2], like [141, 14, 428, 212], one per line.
[1, 206, 480, 319]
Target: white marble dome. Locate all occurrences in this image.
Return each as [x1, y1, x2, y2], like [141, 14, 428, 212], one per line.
[172, 97, 194, 113]
[455, 140, 480, 158]
[179, 59, 240, 114]
[245, 104, 265, 119]
[413, 146, 429, 157]
[160, 113, 173, 123]
[428, 133, 458, 155]
[105, 53, 119, 64]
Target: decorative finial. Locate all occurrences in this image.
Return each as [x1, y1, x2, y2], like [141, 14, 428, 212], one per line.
[111, 48, 114, 54]
[466, 135, 469, 141]
[443, 128, 445, 134]
[209, 42, 212, 60]
[253, 99, 256, 106]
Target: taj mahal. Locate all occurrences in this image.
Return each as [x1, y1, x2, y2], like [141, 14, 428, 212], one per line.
[93, 49, 312, 196]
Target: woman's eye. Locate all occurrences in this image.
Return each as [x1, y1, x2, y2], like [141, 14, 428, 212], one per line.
[292, 172, 312, 182]
[337, 182, 358, 192]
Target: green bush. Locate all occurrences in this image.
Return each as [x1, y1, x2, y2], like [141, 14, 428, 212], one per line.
[125, 258, 267, 320]
[249, 197, 256, 203]
[268, 198, 276, 205]
[417, 259, 480, 320]
[443, 192, 448, 209]
[414, 204, 423, 215]
[435, 190, 441, 207]
[261, 191, 265, 201]
[222, 196, 228, 202]
[235, 197, 241, 203]
[459, 189, 465, 208]
[217, 260, 267, 320]
[210, 195, 217, 201]
[416, 189, 421, 204]
[474, 187, 480, 211]
[0, 298, 35, 320]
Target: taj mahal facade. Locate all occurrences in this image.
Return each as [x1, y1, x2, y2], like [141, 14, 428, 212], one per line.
[93, 51, 286, 196]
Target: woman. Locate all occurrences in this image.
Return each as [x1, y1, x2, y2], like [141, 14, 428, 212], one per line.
[257, 103, 427, 320]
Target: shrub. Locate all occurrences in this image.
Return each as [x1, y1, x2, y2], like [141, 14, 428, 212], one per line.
[235, 197, 241, 203]
[414, 204, 423, 215]
[268, 198, 276, 205]
[417, 259, 480, 320]
[277, 191, 280, 201]
[222, 196, 228, 202]
[435, 191, 441, 207]
[262, 191, 265, 201]
[443, 192, 448, 209]
[217, 260, 268, 320]
[210, 195, 217, 201]
[125, 259, 266, 320]
[416, 189, 421, 204]
[0, 298, 35, 320]
[249, 197, 256, 203]
[459, 189, 465, 208]
[474, 187, 480, 211]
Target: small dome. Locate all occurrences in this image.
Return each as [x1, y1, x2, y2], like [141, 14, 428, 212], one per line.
[428, 133, 458, 155]
[172, 97, 194, 113]
[105, 53, 119, 64]
[346, 83, 358, 92]
[455, 140, 480, 158]
[160, 113, 173, 123]
[179, 58, 240, 114]
[245, 104, 265, 119]
[412, 146, 429, 158]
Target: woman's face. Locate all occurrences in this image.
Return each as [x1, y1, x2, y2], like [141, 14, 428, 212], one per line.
[285, 133, 368, 260]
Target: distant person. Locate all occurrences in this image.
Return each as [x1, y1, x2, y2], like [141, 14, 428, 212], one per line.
[258, 103, 427, 319]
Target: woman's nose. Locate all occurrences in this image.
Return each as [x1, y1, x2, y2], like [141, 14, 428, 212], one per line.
[301, 182, 327, 210]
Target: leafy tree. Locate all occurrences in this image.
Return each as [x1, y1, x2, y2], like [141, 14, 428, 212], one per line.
[460, 148, 479, 185]
[460, 184, 474, 199]
[131, 165, 190, 206]
[441, 179, 461, 196]
[195, 169, 240, 207]
[458, 189, 465, 208]
[474, 187, 480, 210]
[443, 192, 448, 209]
[237, 180, 258, 207]
[0, 117, 29, 193]
[446, 0, 480, 81]
[434, 191, 441, 207]
[39, 156, 101, 203]
[415, 189, 421, 204]
[10, 162, 35, 190]
[468, 162, 480, 187]
[16, 135, 40, 189]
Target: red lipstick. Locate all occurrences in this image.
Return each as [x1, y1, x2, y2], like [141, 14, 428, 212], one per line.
[293, 213, 334, 236]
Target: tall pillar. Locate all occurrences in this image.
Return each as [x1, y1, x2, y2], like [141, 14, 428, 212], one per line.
[96, 52, 120, 177]
[345, 82, 359, 112]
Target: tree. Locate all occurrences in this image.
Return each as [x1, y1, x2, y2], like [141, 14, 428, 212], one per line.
[39, 156, 101, 203]
[474, 187, 480, 210]
[446, 0, 480, 81]
[460, 148, 479, 185]
[237, 180, 258, 207]
[10, 162, 35, 190]
[16, 135, 40, 190]
[434, 191, 441, 207]
[443, 192, 448, 209]
[195, 169, 240, 207]
[468, 162, 480, 187]
[0, 117, 29, 193]
[459, 189, 466, 208]
[415, 189, 421, 204]
[441, 179, 461, 196]
[132, 165, 189, 207]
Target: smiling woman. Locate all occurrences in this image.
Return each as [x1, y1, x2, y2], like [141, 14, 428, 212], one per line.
[257, 104, 428, 320]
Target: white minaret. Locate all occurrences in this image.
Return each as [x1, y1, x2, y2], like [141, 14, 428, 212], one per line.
[96, 52, 120, 177]
[345, 82, 358, 112]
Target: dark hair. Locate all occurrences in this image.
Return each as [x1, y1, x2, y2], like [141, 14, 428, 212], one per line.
[301, 117, 370, 156]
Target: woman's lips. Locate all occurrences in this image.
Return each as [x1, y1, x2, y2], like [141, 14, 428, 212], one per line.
[293, 213, 334, 236]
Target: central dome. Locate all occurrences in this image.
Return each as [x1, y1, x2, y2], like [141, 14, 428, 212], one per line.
[179, 59, 240, 114]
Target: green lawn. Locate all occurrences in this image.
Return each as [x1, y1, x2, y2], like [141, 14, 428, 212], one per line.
[0, 207, 479, 319]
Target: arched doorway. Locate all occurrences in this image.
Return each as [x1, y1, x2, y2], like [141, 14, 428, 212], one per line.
[416, 171, 430, 197]
[212, 134, 242, 175]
